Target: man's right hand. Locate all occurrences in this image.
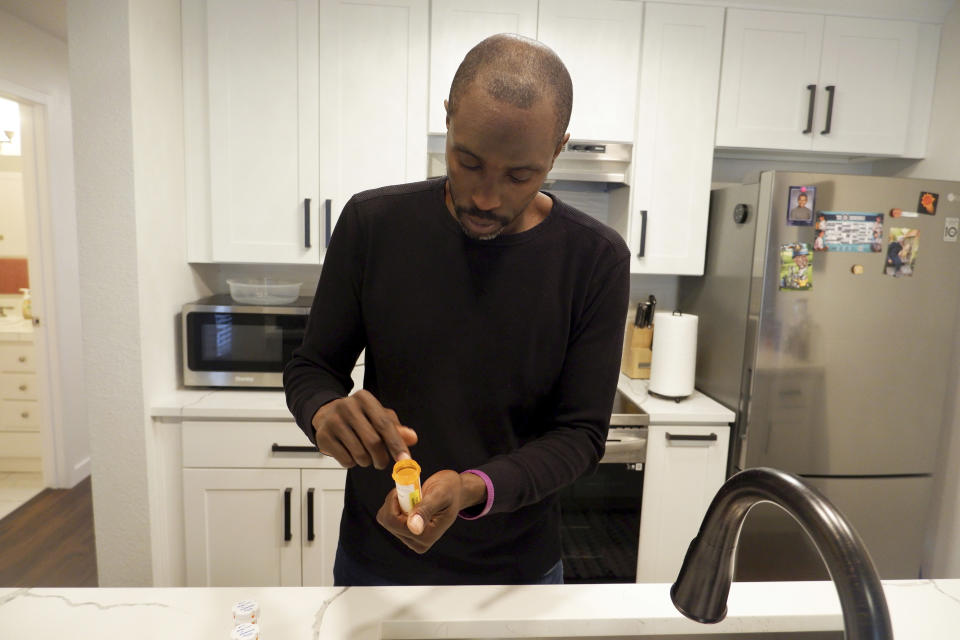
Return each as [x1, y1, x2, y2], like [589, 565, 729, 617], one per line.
[311, 389, 418, 469]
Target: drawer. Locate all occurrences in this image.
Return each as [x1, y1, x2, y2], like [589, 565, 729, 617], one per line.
[182, 421, 343, 469]
[0, 431, 42, 457]
[1, 373, 38, 400]
[0, 343, 36, 373]
[0, 400, 40, 431]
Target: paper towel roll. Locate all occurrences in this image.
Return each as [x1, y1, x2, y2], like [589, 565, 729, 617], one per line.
[649, 312, 698, 399]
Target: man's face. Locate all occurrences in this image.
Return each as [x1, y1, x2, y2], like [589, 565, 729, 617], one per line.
[794, 254, 808, 268]
[444, 84, 565, 240]
[797, 194, 807, 207]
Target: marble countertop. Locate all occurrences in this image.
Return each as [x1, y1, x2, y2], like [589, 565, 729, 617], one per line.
[152, 371, 735, 426]
[1, 580, 958, 639]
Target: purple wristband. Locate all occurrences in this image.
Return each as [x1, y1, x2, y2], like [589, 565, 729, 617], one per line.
[458, 469, 494, 520]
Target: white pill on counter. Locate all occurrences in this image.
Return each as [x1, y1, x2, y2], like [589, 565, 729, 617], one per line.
[232, 600, 260, 625]
[231, 622, 260, 640]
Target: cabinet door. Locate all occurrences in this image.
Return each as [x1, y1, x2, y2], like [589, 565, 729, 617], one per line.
[636, 425, 729, 583]
[318, 0, 428, 235]
[300, 468, 346, 586]
[428, 0, 538, 133]
[199, 0, 321, 263]
[183, 468, 302, 586]
[715, 10, 824, 151]
[536, 0, 643, 143]
[812, 16, 918, 155]
[629, 3, 723, 275]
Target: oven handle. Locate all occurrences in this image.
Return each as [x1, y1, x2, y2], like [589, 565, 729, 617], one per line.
[665, 432, 718, 443]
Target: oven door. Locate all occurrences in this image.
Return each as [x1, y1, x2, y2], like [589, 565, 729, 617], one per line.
[183, 308, 308, 387]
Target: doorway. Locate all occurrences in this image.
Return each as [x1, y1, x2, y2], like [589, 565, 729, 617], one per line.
[0, 93, 53, 518]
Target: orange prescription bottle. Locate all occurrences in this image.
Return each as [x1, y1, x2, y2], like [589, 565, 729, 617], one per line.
[392, 459, 422, 514]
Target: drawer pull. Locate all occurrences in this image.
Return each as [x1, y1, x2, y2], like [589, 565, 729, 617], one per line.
[18, 356, 27, 363]
[283, 487, 292, 542]
[19, 384, 28, 392]
[21, 411, 30, 419]
[271, 443, 318, 454]
[307, 488, 316, 542]
[666, 432, 718, 443]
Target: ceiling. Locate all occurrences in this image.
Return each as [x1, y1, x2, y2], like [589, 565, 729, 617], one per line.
[0, 0, 66, 41]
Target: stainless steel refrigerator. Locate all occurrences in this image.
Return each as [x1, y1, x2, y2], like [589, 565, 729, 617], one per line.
[680, 171, 960, 580]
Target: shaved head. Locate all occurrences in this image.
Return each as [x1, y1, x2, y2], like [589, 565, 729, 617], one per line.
[447, 34, 572, 146]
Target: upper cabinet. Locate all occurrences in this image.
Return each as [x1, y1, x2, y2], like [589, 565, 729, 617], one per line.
[184, 0, 428, 263]
[716, 9, 936, 156]
[427, 0, 642, 143]
[628, 2, 724, 275]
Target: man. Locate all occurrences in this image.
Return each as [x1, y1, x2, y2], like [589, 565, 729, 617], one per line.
[789, 192, 813, 223]
[284, 34, 630, 586]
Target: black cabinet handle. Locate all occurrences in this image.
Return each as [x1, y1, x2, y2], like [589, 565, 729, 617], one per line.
[802, 84, 816, 134]
[271, 443, 318, 453]
[666, 432, 718, 442]
[820, 85, 835, 135]
[307, 488, 315, 542]
[637, 210, 647, 258]
[304, 198, 312, 249]
[283, 487, 292, 542]
[324, 199, 332, 248]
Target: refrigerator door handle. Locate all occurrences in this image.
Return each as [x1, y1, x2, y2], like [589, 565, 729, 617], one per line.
[802, 84, 817, 134]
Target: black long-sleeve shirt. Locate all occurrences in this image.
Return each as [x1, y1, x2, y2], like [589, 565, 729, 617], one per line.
[284, 177, 630, 583]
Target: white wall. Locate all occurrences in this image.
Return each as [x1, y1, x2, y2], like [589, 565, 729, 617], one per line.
[0, 8, 90, 488]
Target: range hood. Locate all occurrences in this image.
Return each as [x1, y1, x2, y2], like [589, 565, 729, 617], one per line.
[427, 135, 632, 184]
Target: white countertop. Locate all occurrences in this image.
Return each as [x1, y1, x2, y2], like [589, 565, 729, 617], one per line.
[1, 580, 957, 639]
[152, 372, 735, 426]
[0, 315, 34, 339]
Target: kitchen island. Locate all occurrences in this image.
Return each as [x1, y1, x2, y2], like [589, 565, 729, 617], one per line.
[2, 580, 959, 639]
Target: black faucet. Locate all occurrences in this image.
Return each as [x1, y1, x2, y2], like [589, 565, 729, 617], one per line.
[671, 467, 893, 640]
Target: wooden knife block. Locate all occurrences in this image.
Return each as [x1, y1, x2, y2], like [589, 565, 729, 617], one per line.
[621, 322, 653, 379]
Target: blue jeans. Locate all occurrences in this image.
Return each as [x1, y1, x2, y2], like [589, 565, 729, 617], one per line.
[333, 544, 564, 586]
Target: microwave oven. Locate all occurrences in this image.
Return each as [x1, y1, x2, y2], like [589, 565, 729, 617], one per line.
[181, 295, 312, 388]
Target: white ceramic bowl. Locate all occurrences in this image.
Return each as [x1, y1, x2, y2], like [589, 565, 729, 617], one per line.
[227, 278, 302, 305]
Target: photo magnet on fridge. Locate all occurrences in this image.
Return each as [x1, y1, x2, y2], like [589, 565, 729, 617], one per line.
[814, 212, 883, 252]
[779, 243, 813, 290]
[884, 228, 919, 278]
[918, 191, 938, 215]
[787, 186, 816, 226]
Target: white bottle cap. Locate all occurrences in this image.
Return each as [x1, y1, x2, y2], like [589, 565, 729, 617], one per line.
[232, 600, 260, 625]
[230, 623, 260, 640]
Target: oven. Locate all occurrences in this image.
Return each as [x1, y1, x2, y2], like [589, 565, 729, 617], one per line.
[181, 294, 312, 388]
[559, 389, 648, 583]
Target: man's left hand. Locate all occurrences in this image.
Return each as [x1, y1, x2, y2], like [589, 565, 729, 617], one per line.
[376, 470, 486, 554]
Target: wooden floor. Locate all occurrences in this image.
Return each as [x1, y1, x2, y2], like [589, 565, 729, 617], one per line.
[0, 476, 98, 587]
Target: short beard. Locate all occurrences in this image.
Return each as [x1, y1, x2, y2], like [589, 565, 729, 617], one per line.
[454, 205, 509, 241]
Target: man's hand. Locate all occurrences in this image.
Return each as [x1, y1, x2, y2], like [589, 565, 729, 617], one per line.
[311, 389, 418, 469]
[376, 470, 487, 554]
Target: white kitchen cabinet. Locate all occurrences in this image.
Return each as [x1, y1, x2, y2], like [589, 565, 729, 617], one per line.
[716, 9, 926, 156]
[636, 424, 729, 583]
[182, 420, 346, 586]
[183, 0, 321, 263]
[536, 0, 643, 143]
[428, 0, 538, 134]
[628, 2, 723, 275]
[318, 0, 429, 232]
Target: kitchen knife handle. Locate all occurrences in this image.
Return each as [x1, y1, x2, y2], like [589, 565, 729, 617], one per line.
[820, 85, 835, 134]
[304, 198, 311, 249]
[666, 432, 718, 443]
[307, 488, 315, 542]
[271, 443, 318, 453]
[324, 199, 332, 247]
[637, 210, 648, 258]
[802, 84, 816, 134]
[283, 487, 292, 542]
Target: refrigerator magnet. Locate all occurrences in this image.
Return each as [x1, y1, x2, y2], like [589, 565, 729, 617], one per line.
[779, 243, 813, 290]
[884, 228, 919, 278]
[918, 191, 938, 215]
[786, 186, 816, 226]
[814, 212, 884, 253]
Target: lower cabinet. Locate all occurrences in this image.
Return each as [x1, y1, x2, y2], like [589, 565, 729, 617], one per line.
[183, 458, 345, 586]
[636, 424, 730, 583]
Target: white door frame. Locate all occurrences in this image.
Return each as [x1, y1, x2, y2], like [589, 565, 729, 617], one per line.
[0, 78, 66, 488]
